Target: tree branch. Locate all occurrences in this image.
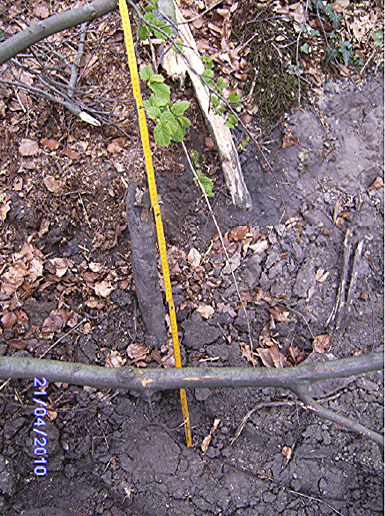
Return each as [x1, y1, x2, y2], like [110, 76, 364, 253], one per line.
[0, 0, 118, 65]
[0, 353, 383, 446]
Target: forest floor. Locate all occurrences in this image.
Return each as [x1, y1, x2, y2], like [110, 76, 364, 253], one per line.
[0, 1, 384, 515]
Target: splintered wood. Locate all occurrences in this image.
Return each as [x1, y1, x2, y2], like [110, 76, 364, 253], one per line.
[161, 2, 252, 210]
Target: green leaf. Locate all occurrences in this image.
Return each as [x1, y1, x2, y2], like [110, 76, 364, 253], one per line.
[177, 116, 191, 130]
[300, 42, 310, 54]
[154, 123, 171, 147]
[228, 91, 241, 108]
[202, 56, 214, 70]
[170, 120, 186, 142]
[373, 29, 383, 47]
[190, 150, 199, 168]
[225, 113, 238, 129]
[149, 74, 165, 84]
[145, 1, 157, 12]
[195, 171, 214, 197]
[171, 101, 190, 116]
[146, 106, 162, 120]
[139, 23, 148, 41]
[322, 5, 342, 29]
[160, 111, 177, 133]
[144, 12, 172, 39]
[154, 96, 170, 107]
[140, 66, 154, 82]
[338, 41, 352, 66]
[211, 95, 220, 108]
[149, 81, 171, 98]
[203, 69, 214, 79]
[216, 77, 228, 91]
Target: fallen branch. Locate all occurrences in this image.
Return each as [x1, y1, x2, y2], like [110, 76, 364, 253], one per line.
[0, 0, 118, 65]
[0, 352, 383, 446]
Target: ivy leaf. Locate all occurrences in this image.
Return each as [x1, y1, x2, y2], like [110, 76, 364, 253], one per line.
[373, 29, 383, 47]
[140, 66, 154, 82]
[338, 41, 352, 66]
[149, 81, 171, 98]
[171, 101, 190, 116]
[146, 106, 161, 120]
[154, 123, 171, 147]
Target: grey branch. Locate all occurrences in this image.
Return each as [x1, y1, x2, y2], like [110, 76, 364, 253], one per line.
[0, 0, 118, 65]
[0, 352, 383, 446]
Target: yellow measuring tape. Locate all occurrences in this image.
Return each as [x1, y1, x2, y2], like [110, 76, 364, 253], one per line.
[118, 0, 192, 447]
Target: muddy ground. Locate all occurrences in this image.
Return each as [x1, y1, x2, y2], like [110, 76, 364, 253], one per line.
[0, 11, 384, 516]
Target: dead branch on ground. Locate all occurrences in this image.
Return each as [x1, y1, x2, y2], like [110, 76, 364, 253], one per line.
[0, 352, 383, 447]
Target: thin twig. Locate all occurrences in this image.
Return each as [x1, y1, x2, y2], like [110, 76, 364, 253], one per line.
[39, 318, 87, 359]
[181, 141, 255, 355]
[68, 22, 88, 98]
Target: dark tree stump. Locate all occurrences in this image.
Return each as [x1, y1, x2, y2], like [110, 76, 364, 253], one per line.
[125, 183, 167, 348]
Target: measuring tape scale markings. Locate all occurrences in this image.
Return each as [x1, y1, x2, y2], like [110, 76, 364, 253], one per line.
[118, 0, 192, 447]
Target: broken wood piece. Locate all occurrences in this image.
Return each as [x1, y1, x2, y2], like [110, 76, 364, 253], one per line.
[125, 183, 167, 348]
[161, 2, 252, 210]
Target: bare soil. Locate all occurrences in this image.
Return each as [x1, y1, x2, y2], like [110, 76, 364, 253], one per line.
[0, 3, 384, 516]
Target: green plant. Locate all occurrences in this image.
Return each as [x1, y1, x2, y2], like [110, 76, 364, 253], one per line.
[202, 56, 241, 129]
[140, 66, 191, 147]
[190, 149, 214, 197]
[372, 29, 383, 47]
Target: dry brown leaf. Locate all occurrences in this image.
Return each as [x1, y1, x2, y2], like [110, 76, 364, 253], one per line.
[7, 339, 27, 350]
[48, 257, 69, 277]
[256, 347, 274, 367]
[41, 138, 60, 150]
[368, 176, 384, 192]
[0, 192, 11, 222]
[201, 418, 220, 453]
[289, 345, 305, 365]
[239, 341, 259, 366]
[46, 410, 58, 421]
[315, 268, 329, 283]
[62, 149, 79, 160]
[267, 304, 295, 323]
[269, 344, 291, 368]
[196, 304, 214, 319]
[229, 225, 249, 242]
[193, 17, 204, 29]
[94, 280, 115, 298]
[1, 311, 17, 330]
[335, 210, 350, 227]
[249, 239, 268, 254]
[282, 130, 299, 149]
[107, 350, 124, 368]
[42, 312, 65, 333]
[13, 177, 23, 191]
[282, 445, 293, 460]
[43, 175, 63, 195]
[126, 343, 149, 360]
[19, 138, 39, 156]
[312, 334, 332, 353]
[188, 248, 201, 268]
